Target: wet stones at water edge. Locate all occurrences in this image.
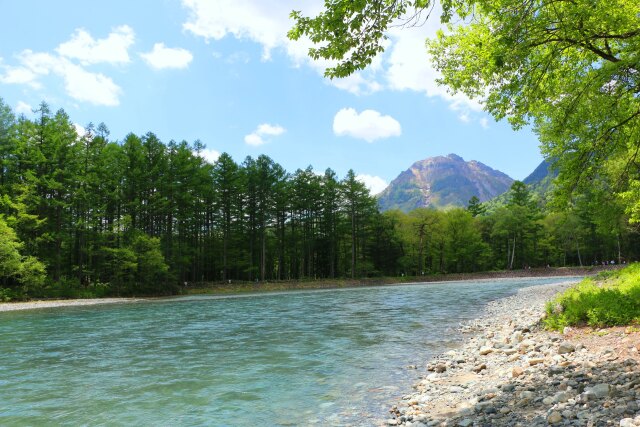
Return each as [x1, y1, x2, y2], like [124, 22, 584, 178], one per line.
[386, 282, 640, 427]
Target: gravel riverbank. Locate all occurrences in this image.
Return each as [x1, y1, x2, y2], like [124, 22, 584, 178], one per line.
[387, 281, 640, 426]
[0, 298, 137, 312]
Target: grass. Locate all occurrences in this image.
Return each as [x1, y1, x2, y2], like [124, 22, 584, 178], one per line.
[544, 263, 640, 330]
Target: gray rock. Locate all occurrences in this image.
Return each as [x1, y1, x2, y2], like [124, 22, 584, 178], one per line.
[547, 411, 563, 424]
[558, 342, 576, 354]
[586, 383, 613, 399]
[561, 409, 574, 419]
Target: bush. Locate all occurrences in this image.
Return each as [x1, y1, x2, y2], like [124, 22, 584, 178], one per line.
[544, 263, 640, 330]
[0, 287, 12, 302]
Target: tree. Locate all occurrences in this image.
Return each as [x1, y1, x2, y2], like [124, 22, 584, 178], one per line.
[341, 170, 377, 278]
[289, 1, 434, 78]
[212, 153, 241, 281]
[443, 208, 489, 273]
[290, 0, 640, 214]
[0, 215, 45, 292]
[467, 196, 486, 217]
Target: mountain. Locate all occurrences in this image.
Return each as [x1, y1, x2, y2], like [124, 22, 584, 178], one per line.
[523, 159, 553, 186]
[377, 154, 514, 212]
[482, 159, 558, 212]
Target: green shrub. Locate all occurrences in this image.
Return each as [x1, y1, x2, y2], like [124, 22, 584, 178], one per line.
[544, 263, 640, 330]
[0, 287, 12, 302]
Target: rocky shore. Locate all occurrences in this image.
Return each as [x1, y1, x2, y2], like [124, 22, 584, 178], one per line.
[388, 281, 640, 427]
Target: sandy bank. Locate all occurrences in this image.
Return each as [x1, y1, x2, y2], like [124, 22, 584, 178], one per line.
[0, 298, 138, 312]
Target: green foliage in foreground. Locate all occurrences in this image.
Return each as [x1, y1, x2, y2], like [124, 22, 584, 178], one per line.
[544, 264, 640, 330]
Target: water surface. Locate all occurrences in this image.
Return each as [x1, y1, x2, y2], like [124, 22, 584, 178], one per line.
[0, 277, 570, 426]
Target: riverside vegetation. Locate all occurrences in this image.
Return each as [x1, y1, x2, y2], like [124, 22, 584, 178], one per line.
[0, 98, 639, 301]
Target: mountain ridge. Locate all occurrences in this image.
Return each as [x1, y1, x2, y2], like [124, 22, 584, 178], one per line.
[377, 154, 514, 212]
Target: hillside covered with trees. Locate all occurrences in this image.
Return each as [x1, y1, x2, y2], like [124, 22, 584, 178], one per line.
[1, 98, 638, 300]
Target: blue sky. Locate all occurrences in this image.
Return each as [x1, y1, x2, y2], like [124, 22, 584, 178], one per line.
[0, 0, 543, 194]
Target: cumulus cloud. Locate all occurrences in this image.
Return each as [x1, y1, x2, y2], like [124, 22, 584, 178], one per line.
[14, 101, 33, 115]
[73, 123, 86, 137]
[56, 25, 135, 65]
[141, 43, 193, 70]
[333, 108, 401, 143]
[479, 117, 490, 129]
[0, 66, 41, 88]
[356, 174, 388, 195]
[0, 27, 132, 106]
[13, 50, 122, 106]
[244, 123, 286, 146]
[181, 0, 381, 95]
[198, 148, 221, 163]
[181, 0, 488, 109]
[384, 16, 485, 122]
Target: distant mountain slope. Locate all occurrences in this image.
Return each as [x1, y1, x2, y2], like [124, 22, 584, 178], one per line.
[524, 159, 557, 196]
[377, 154, 514, 212]
[484, 159, 558, 212]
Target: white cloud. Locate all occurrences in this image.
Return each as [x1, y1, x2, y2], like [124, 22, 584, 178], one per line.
[333, 108, 401, 143]
[180, 1, 486, 110]
[141, 43, 193, 70]
[480, 117, 490, 129]
[244, 133, 265, 146]
[181, 0, 381, 95]
[56, 25, 135, 65]
[198, 148, 221, 163]
[10, 50, 122, 106]
[182, 0, 304, 59]
[73, 123, 86, 137]
[244, 123, 286, 146]
[385, 17, 484, 117]
[14, 101, 32, 115]
[225, 51, 251, 64]
[330, 73, 382, 95]
[0, 66, 41, 88]
[0, 27, 132, 106]
[356, 174, 388, 195]
[256, 123, 285, 136]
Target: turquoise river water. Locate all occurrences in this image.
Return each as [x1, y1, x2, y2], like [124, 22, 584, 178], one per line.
[0, 277, 570, 426]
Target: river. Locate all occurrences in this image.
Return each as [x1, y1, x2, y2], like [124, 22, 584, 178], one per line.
[0, 277, 570, 426]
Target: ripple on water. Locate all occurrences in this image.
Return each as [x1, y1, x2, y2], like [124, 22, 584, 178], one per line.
[0, 277, 568, 426]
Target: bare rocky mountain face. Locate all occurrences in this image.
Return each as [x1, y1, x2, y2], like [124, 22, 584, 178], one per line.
[377, 154, 514, 212]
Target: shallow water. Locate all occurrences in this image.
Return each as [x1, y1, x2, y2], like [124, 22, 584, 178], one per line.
[0, 277, 570, 426]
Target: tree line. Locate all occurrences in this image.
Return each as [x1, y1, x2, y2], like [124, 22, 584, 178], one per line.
[0, 98, 638, 299]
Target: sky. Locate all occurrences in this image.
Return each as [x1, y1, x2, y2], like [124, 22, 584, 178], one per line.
[0, 0, 543, 194]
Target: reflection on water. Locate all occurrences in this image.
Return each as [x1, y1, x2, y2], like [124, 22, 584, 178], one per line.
[0, 278, 567, 426]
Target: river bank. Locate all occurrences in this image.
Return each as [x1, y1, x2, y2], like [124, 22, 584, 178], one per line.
[0, 298, 138, 312]
[387, 281, 640, 426]
[185, 265, 618, 295]
[0, 266, 615, 312]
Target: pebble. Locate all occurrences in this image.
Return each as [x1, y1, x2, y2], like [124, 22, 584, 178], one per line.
[547, 410, 563, 424]
[385, 281, 640, 426]
[558, 342, 576, 354]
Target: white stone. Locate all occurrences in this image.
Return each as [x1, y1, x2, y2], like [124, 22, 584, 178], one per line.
[479, 346, 494, 356]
